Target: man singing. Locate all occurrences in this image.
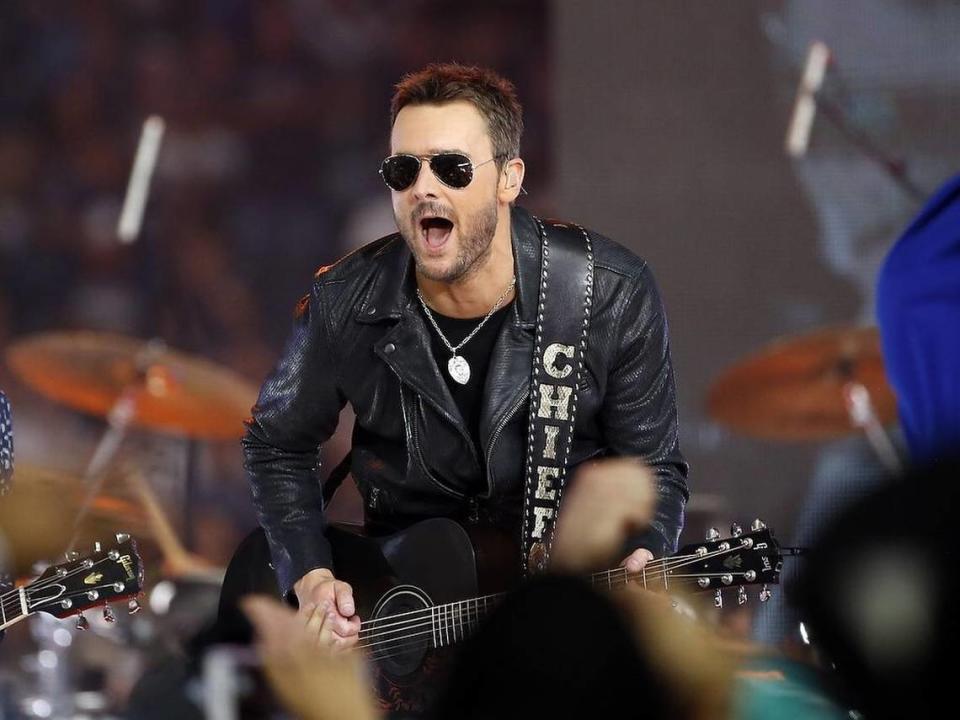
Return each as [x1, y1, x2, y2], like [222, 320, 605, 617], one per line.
[243, 63, 688, 651]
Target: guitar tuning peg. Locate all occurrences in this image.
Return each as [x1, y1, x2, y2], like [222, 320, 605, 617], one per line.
[76, 615, 89, 631]
[65, 551, 79, 562]
[760, 585, 772, 603]
[128, 599, 141, 615]
[103, 606, 116, 623]
[730, 523, 743, 537]
[115, 532, 130, 544]
[714, 589, 723, 609]
[751, 518, 767, 532]
[706, 527, 721, 541]
[738, 586, 747, 605]
[94, 541, 102, 553]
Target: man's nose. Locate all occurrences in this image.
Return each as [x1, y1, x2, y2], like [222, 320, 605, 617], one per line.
[410, 159, 441, 201]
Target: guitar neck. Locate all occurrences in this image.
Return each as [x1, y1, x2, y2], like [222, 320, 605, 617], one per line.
[0, 586, 31, 631]
[423, 557, 681, 648]
[358, 530, 778, 657]
[587, 556, 675, 593]
[356, 558, 679, 656]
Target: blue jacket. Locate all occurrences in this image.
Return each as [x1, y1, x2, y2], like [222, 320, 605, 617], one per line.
[877, 173, 960, 465]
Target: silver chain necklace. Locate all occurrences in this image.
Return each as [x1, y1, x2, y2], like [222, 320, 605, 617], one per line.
[416, 276, 516, 385]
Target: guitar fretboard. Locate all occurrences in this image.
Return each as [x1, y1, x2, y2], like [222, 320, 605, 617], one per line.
[355, 543, 754, 662]
[0, 586, 29, 631]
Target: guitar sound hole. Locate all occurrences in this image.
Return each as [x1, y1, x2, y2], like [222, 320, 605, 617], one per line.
[369, 585, 433, 677]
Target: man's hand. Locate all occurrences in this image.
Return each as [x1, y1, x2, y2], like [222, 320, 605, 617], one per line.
[293, 568, 361, 651]
[622, 547, 655, 574]
[551, 457, 655, 573]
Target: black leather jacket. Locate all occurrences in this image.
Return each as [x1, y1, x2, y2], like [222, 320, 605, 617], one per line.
[243, 206, 689, 595]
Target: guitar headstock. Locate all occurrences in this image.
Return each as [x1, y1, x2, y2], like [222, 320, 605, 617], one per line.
[27, 533, 144, 621]
[677, 519, 782, 607]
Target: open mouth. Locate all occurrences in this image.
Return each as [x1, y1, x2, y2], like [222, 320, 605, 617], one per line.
[419, 216, 454, 250]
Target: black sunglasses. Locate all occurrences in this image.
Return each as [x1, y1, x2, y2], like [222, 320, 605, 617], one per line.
[379, 152, 501, 192]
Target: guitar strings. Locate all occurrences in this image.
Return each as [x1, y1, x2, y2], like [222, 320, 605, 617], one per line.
[355, 552, 687, 634]
[358, 595, 500, 637]
[2, 540, 763, 651]
[357, 567, 701, 648]
[356, 542, 766, 656]
[359, 541, 756, 638]
[364, 578, 714, 663]
[357, 570, 758, 657]
[359, 575, 742, 653]
[358, 591, 502, 632]
[358, 570, 751, 646]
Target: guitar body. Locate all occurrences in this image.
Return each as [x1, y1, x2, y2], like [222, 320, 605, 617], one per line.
[217, 518, 518, 713]
[218, 518, 779, 715]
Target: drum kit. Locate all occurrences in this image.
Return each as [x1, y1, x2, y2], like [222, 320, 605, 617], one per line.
[707, 324, 899, 466]
[1, 330, 259, 719]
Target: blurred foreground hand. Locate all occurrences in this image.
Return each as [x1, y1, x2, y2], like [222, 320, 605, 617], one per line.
[551, 457, 655, 574]
[614, 585, 734, 720]
[242, 595, 380, 720]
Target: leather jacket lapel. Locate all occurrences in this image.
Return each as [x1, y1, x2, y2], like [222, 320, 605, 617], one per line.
[478, 207, 542, 464]
[374, 307, 463, 431]
[479, 317, 532, 458]
[368, 207, 545, 486]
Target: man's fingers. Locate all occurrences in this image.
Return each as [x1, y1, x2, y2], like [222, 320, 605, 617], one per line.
[332, 629, 362, 651]
[334, 580, 356, 617]
[624, 549, 655, 573]
[328, 612, 360, 637]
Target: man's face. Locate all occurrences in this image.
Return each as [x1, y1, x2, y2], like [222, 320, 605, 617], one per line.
[389, 101, 502, 284]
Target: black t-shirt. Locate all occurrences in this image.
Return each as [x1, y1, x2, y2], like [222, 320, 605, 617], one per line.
[424, 302, 513, 484]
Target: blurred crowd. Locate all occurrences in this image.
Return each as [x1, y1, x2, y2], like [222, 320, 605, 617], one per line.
[0, 0, 549, 561]
[4, 2, 959, 719]
[0, 0, 550, 374]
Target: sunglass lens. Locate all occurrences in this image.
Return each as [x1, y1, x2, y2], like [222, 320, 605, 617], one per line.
[430, 153, 473, 188]
[381, 155, 421, 191]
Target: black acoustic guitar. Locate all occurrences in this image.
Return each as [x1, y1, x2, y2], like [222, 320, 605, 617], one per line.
[217, 518, 781, 713]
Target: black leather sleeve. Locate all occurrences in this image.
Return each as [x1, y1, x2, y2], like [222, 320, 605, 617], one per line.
[600, 264, 689, 559]
[242, 284, 347, 597]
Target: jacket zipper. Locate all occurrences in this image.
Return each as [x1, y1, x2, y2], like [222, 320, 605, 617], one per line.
[485, 389, 529, 496]
[395, 379, 467, 499]
[411, 398, 466, 499]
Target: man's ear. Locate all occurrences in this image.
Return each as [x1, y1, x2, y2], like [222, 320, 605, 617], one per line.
[499, 157, 526, 202]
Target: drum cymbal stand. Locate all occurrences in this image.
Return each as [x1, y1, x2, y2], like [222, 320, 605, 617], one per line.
[67, 339, 167, 554]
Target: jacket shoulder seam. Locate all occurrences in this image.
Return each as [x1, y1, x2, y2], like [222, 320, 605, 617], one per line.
[313, 234, 402, 287]
[594, 258, 649, 279]
[315, 281, 345, 391]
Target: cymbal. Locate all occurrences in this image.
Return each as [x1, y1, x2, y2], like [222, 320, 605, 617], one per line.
[6, 331, 258, 440]
[707, 326, 897, 441]
[0, 464, 151, 576]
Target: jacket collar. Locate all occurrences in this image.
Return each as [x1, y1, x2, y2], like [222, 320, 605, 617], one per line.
[360, 206, 542, 492]
[356, 205, 542, 327]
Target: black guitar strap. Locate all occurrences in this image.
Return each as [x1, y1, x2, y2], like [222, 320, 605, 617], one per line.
[521, 218, 594, 575]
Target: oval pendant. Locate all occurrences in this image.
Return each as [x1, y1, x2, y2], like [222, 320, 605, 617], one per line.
[448, 355, 471, 385]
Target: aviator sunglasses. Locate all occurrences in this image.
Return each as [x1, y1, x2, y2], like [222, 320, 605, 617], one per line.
[379, 152, 503, 192]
